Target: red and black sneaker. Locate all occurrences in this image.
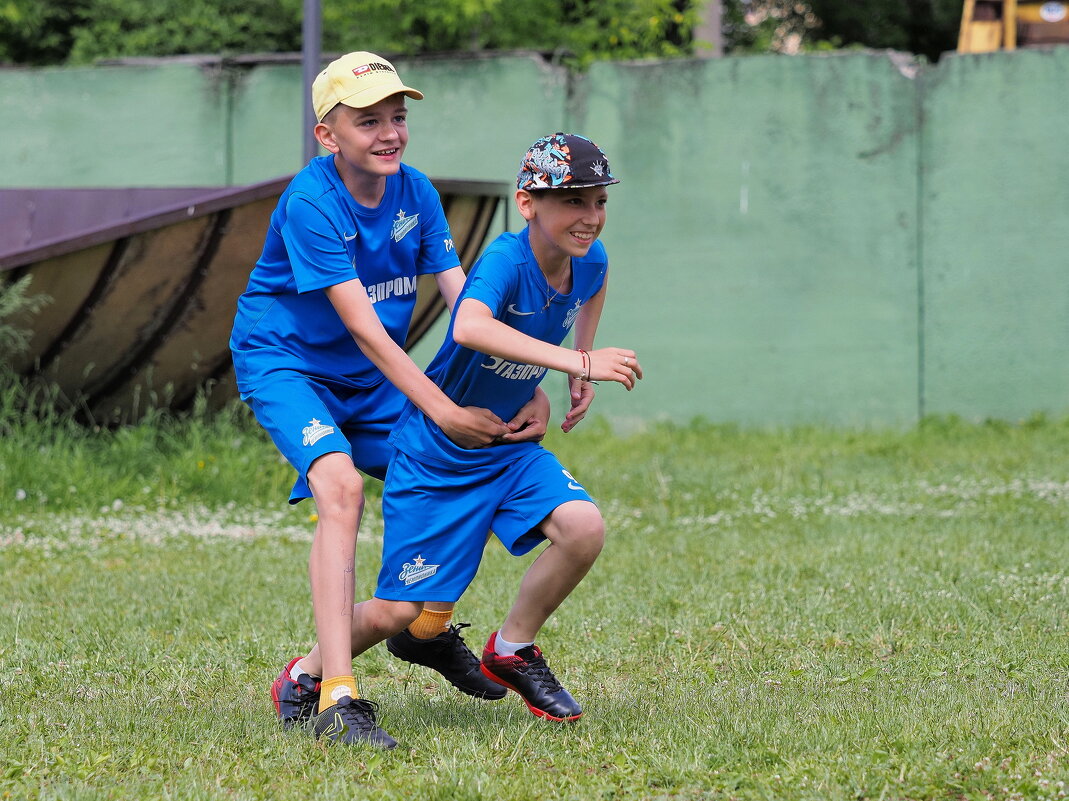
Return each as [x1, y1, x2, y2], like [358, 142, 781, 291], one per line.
[386, 623, 507, 700]
[480, 631, 583, 722]
[271, 657, 321, 728]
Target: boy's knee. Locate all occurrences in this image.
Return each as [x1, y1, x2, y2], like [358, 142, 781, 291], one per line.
[580, 517, 606, 559]
[308, 454, 366, 515]
[367, 599, 422, 638]
[550, 502, 605, 559]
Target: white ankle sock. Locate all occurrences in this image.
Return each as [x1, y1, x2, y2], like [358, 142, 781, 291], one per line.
[290, 660, 310, 681]
[494, 632, 534, 657]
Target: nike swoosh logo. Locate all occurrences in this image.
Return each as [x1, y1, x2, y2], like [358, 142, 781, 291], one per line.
[320, 713, 343, 739]
[508, 304, 535, 316]
[568, 481, 583, 491]
[343, 232, 358, 241]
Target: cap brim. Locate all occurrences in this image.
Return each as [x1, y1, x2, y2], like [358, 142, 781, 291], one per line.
[521, 177, 621, 190]
[339, 85, 424, 110]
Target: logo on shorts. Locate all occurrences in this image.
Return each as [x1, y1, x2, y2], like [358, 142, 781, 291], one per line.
[391, 209, 419, 242]
[302, 418, 335, 446]
[399, 554, 439, 585]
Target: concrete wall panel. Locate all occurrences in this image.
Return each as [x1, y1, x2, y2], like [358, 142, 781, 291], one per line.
[920, 48, 1069, 420]
[583, 53, 921, 426]
[3, 63, 229, 187]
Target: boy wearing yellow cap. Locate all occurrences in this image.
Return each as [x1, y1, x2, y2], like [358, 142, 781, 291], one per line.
[230, 53, 562, 747]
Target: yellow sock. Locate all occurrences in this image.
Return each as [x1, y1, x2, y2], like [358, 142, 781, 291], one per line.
[318, 675, 358, 713]
[408, 607, 454, 639]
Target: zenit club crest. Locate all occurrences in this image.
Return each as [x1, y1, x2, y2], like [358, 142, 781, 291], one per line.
[391, 209, 419, 242]
[563, 299, 582, 329]
[302, 418, 335, 446]
[399, 554, 439, 585]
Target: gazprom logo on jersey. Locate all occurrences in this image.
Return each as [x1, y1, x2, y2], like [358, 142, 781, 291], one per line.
[481, 356, 547, 381]
[367, 275, 418, 304]
[353, 62, 396, 78]
[399, 555, 439, 586]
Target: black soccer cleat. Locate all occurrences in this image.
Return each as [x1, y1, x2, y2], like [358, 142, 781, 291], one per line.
[311, 696, 398, 749]
[480, 631, 583, 722]
[271, 657, 321, 728]
[386, 623, 507, 700]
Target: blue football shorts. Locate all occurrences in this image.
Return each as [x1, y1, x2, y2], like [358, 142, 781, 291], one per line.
[243, 371, 406, 503]
[375, 446, 596, 603]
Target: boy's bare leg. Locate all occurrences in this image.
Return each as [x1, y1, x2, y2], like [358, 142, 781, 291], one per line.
[278, 453, 399, 748]
[352, 598, 423, 654]
[479, 500, 604, 722]
[305, 453, 364, 699]
[498, 500, 605, 642]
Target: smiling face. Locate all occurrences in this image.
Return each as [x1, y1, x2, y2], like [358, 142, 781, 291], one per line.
[314, 93, 410, 204]
[518, 185, 609, 272]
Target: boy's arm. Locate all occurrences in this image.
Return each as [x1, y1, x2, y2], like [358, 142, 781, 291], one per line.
[560, 281, 607, 432]
[452, 290, 643, 391]
[435, 266, 551, 443]
[433, 266, 467, 312]
[325, 278, 509, 447]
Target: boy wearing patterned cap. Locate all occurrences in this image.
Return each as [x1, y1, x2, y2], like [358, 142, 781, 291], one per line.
[230, 53, 558, 748]
[333, 132, 643, 745]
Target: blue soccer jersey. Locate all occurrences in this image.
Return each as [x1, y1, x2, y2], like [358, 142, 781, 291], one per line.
[388, 227, 608, 470]
[230, 157, 459, 394]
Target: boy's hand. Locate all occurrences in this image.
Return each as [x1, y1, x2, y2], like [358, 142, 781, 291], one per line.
[587, 348, 643, 391]
[440, 406, 510, 449]
[561, 378, 596, 433]
[498, 388, 550, 444]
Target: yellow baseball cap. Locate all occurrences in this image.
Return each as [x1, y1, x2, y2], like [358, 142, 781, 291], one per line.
[312, 51, 424, 122]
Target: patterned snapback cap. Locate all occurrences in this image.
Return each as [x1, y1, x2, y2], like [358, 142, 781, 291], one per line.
[517, 133, 621, 190]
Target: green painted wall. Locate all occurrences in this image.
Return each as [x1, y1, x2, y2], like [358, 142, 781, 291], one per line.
[919, 47, 1069, 421]
[582, 54, 922, 427]
[6, 61, 230, 185]
[1, 49, 1065, 426]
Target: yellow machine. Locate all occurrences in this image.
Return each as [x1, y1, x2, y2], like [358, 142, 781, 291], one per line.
[958, 0, 1069, 51]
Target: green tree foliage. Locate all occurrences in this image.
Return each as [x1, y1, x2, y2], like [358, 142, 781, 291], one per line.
[722, 1, 961, 60]
[0, 0, 92, 65]
[1, 0, 699, 66]
[720, 0, 821, 53]
[66, 0, 304, 63]
[0, 0, 304, 65]
[0, 1, 965, 67]
[807, 0, 961, 61]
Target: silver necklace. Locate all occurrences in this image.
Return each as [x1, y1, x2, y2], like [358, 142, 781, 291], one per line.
[541, 268, 570, 311]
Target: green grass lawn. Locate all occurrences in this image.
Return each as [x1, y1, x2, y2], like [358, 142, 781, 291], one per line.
[2, 407, 1069, 800]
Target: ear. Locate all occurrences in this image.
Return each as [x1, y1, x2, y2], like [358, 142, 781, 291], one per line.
[314, 121, 339, 154]
[515, 189, 535, 222]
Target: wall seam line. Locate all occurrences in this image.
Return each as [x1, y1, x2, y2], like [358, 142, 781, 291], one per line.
[915, 65, 927, 423]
